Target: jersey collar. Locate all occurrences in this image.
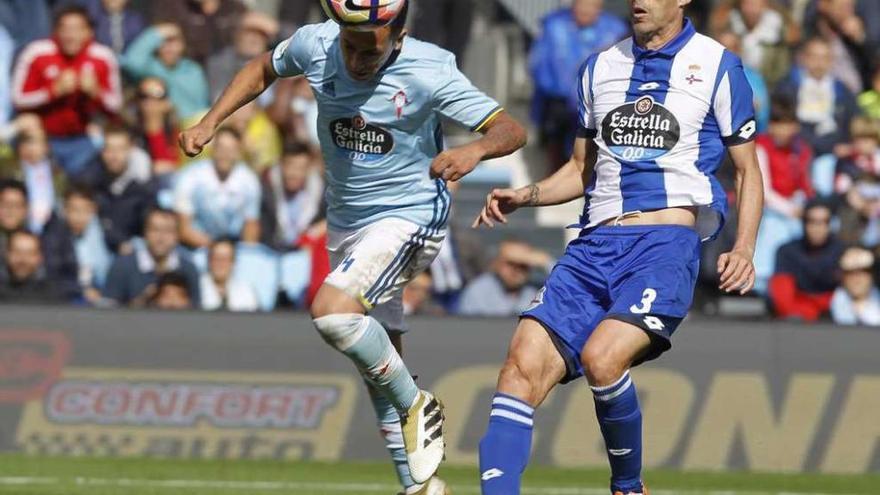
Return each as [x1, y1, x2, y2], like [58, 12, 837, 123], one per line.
[631, 18, 695, 59]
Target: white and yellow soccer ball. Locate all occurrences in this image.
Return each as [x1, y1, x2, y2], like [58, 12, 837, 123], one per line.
[320, 0, 407, 29]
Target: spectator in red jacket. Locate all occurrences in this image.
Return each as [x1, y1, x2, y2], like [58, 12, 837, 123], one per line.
[769, 200, 844, 321]
[11, 5, 122, 176]
[753, 96, 815, 293]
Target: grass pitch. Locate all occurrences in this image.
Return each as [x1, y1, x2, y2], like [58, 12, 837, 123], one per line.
[0, 454, 876, 495]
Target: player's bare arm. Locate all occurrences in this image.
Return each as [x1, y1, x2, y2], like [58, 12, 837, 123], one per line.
[430, 111, 527, 182]
[179, 52, 278, 156]
[472, 136, 597, 228]
[718, 140, 764, 295]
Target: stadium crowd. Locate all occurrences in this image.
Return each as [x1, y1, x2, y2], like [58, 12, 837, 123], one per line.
[1, 0, 880, 326]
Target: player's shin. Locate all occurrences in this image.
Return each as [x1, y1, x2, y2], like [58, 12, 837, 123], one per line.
[313, 314, 419, 410]
[365, 382, 418, 491]
[590, 370, 644, 494]
[478, 393, 534, 495]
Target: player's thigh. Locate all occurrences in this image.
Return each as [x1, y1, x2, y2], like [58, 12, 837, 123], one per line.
[321, 217, 444, 312]
[497, 318, 567, 407]
[580, 319, 652, 387]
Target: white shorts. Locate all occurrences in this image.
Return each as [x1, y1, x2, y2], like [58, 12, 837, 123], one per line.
[325, 217, 446, 332]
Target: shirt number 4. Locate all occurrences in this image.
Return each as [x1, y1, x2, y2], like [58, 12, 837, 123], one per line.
[629, 288, 665, 331]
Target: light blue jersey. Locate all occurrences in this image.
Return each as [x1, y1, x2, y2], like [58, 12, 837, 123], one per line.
[272, 21, 503, 230]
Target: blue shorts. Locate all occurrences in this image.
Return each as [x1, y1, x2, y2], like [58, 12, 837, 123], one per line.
[521, 224, 701, 383]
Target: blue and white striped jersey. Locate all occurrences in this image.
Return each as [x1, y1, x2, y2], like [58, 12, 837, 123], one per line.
[576, 19, 756, 240]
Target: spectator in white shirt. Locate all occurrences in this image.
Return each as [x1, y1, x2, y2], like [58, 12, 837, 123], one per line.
[174, 127, 261, 248]
[831, 246, 880, 326]
[199, 238, 259, 312]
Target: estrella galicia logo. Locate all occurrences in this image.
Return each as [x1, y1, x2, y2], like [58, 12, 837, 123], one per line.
[330, 115, 394, 163]
[601, 96, 680, 161]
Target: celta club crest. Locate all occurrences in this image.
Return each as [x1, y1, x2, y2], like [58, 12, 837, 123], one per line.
[634, 96, 654, 115]
[389, 89, 410, 119]
[352, 114, 367, 130]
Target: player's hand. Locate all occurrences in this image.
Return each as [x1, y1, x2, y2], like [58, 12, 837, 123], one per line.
[717, 247, 755, 295]
[179, 121, 215, 157]
[472, 187, 525, 228]
[430, 144, 483, 182]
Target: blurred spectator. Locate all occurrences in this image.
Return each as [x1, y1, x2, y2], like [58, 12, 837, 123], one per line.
[402, 272, 445, 317]
[803, 0, 880, 94]
[831, 246, 880, 325]
[457, 239, 550, 317]
[225, 100, 283, 171]
[62, 185, 112, 304]
[121, 23, 209, 121]
[411, 0, 474, 66]
[11, 5, 123, 175]
[776, 37, 859, 156]
[260, 143, 323, 251]
[710, 0, 798, 86]
[529, 0, 628, 169]
[716, 29, 771, 132]
[0, 0, 51, 50]
[148, 271, 194, 310]
[206, 10, 278, 102]
[77, 125, 155, 253]
[134, 77, 179, 174]
[15, 131, 61, 234]
[174, 127, 260, 248]
[199, 238, 259, 312]
[0, 230, 69, 303]
[768, 200, 843, 321]
[858, 66, 880, 121]
[150, 0, 246, 65]
[267, 76, 319, 149]
[0, 179, 28, 259]
[78, 0, 146, 54]
[103, 208, 200, 305]
[836, 117, 880, 246]
[0, 113, 44, 152]
[753, 97, 814, 291]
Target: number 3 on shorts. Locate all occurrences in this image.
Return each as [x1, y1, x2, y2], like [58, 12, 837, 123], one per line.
[630, 288, 657, 314]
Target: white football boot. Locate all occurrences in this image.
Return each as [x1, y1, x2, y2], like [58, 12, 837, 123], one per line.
[400, 390, 445, 483]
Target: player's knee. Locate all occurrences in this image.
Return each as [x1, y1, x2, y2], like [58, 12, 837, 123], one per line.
[497, 357, 541, 405]
[310, 285, 364, 319]
[581, 346, 627, 387]
[312, 313, 367, 351]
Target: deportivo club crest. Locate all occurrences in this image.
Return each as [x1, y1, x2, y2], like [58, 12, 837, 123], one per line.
[634, 96, 654, 115]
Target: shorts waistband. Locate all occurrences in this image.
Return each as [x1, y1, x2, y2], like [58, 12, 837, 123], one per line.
[582, 223, 699, 237]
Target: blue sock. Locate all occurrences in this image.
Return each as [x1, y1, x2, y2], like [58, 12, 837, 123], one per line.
[366, 382, 417, 491]
[479, 393, 534, 495]
[590, 371, 643, 493]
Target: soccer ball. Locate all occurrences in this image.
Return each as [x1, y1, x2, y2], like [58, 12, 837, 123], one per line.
[320, 0, 408, 29]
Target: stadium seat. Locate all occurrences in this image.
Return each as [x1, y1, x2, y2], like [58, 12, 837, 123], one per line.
[232, 243, 281, 311]
[279, 250, 312, 306]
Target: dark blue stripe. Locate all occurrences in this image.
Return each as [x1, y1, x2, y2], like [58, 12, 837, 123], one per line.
[469, 106, 502, 132]
[364, 183, 449, 304]
[370, 0, 379, 23]
[619, 50, 675, 213]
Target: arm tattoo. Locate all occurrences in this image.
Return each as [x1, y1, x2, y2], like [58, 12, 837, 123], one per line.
[526, 184, 540, 206]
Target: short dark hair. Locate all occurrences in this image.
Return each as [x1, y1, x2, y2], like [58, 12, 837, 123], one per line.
[209, 237, 237, 258]
[144, 207, 179, 231]
[804, 197, 834, 217]
[282, 142, 313, 159]
[769, 96, 798, 124]
[0, 179, 28, 201]
[103, 124, 133, 141]
[389, 0, 409, 36]
[53, 4, 94, 29]
[64, 183, 96, 204]
[156, 271, 190, 291]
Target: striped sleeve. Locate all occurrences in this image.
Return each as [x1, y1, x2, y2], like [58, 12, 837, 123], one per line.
[713, 50, 756, 146]
[576, 54, 599, 139]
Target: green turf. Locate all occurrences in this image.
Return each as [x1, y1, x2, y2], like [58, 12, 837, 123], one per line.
[0, 454, 877, 494]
